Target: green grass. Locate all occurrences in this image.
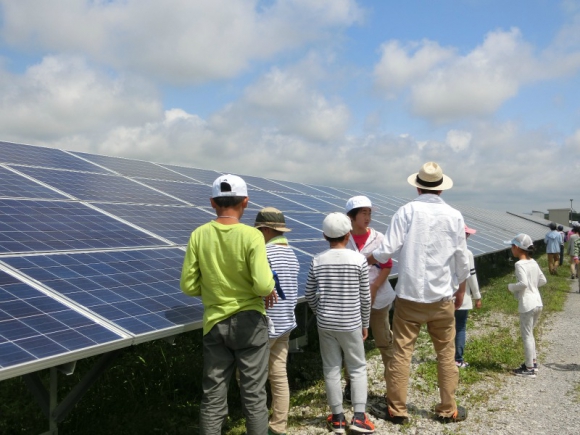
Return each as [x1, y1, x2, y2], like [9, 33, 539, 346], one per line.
[0, 251, 572, 434]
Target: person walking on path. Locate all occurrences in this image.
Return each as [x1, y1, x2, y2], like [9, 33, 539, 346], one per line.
[454, 225, 482, 368]
[567, 226, 579, 279]
[545, 222, 563, 275]
[254, 207, 300, 435]
[507, 233, 546, 378]
[180, 175, 277, 435]
[558, 225, 566, 266]
[367, 162, 470, 425]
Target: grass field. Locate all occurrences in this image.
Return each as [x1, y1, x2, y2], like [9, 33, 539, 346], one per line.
[0, 249, 570, 434]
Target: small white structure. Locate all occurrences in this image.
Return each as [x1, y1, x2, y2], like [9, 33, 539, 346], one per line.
[547, 208, 570, 227]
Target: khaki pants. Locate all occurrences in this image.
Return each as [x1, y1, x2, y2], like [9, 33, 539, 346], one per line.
[386, 297, 458, 418]
[344, 305, 393, 386]
[268, 333, 290, 434]
[547, 253, 560, 274]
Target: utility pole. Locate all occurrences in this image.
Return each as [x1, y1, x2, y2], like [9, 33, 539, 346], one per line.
[571, 199, 574, 224]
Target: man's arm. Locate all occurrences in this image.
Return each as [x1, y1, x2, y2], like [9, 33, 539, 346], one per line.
[369, 210, 406, 264]
[454, 281, 466, 310]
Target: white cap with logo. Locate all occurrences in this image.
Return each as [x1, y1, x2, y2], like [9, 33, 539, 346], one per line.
[345, 196, 373, 214]
[212, 174, 248, 198]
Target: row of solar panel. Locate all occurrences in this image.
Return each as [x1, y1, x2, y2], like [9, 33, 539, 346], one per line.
[0, 141, 553, 382]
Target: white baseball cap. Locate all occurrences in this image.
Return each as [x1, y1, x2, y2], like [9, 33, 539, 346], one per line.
[506, 233, 534, 251]
[322, 212, 352, 238]
[211, 174, 248, 198]
[345, 196, 373, 213]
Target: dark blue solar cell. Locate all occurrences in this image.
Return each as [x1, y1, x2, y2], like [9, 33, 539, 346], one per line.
[135, 179, 212, 206]
[0, 166, 67, 200]
[0, 319, 36, 341]
[20, 314, 66, 334]
[159, 164, 221, 185]
[76, 324, 121, 344]
[0, 342, 33, 367]
[93, 203, 213, 245]
[115, 317, 155, 334]
[17, 335, 67, 359]
[51, 310, 94, 328]
[0, 199, 167, 253]
[1, 300, 43, 318]
[15, 167, 184, 205]
[0, 141, 109, 173]
[46, 329, 96, 351]
[70, 152, 192, 182]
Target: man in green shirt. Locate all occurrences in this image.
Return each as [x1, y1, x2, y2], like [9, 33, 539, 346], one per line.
[180, 174, 276, 435]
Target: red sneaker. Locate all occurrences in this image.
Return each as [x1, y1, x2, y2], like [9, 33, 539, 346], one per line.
[350, 412, 375, 433]
[326, 413, 347, 434]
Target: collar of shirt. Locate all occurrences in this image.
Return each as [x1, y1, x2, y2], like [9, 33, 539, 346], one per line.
[267, 235, 288, 245]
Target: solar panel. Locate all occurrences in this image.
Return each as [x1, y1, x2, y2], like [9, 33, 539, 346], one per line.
[2, 249, 202, 343]
[0, 166, 67, 200]
[159, 164, 222, 185]
[0, 141, 109, 173]
[0, 199, 168, 253]
[15, 167, 186, 205]
[248, 189, 317, 212]
[93, 203, 214, 245]
[0, 269, 128, 381]
[135, 179, 213, 206]
[71, 152, 192, 182]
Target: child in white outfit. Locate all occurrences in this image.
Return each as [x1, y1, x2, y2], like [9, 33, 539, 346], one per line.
[507, 233, 547, 378]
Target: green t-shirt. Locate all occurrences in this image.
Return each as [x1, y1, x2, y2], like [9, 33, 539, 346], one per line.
[180, 221, 275, 335]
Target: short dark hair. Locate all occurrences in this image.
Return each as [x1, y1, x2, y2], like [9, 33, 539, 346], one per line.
[558, 225, 564, 231]
[418, 188, 441, 195]
[549, 222, 557, 230]
[346, 207, 363, 219]
[213, 196, 245, 208]
[324, 234, 348, 243]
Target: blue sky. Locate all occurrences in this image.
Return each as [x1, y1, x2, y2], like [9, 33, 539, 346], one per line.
[0, 0, 579, 213]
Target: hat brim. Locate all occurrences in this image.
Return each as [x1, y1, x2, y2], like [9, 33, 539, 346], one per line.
[407, 172, 453, 190]
[255, 223, 292, 232]
[465, 227, 477, 235]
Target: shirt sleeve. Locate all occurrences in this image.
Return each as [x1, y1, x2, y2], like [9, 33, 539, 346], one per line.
[466, 250, 481, 300]
[180, 234, 201, 297]
[454, 218, 470, 283]
[373, 209, 406, 263]
[537, 267, 547, 288]
[379, 258, 393, 269]
[508, 263, 528, 293]
[248, 232, 276, 296]
[359, 261, 371, 328]
[304, 260, 319, 314]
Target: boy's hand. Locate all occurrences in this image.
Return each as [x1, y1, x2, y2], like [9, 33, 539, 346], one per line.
[264, 290, 278, 309]
[362, 327, 368, 341]
[474, 299, 482, 309]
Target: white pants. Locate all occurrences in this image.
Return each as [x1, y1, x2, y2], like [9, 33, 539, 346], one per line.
[318, 328, 367, 414]
[520, 306, 542, 368]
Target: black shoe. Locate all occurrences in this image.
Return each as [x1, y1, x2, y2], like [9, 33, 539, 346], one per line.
[513, 364, 536, 378]
[368, 402, 408, 425]
[344, 383, 351, 404]
[436, 405, 468, 423]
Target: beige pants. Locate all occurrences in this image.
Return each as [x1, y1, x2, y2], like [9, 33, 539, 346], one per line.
[344, 305, 393, 386]
[386, 297, 458, 418]
[268, 332, 290, 434]
[548, 253, 560, 274]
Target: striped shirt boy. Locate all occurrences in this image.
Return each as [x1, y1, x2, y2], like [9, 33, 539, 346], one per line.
[305, 248, 371, 331]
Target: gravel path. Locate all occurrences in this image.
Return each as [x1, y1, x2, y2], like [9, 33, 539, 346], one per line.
[288, 280, 580, 434]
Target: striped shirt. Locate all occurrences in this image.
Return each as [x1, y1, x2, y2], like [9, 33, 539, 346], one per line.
[305, 248, 371, 331]
[265, 243, 300, 338]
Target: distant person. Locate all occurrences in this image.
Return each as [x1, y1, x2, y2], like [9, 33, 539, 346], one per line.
[254, 207, 300, 435]
[367, 162, 470, 425]
[180, 174, 276, 435]
[507, 234, 546, 378]
[568, 226, 579, 279]
[343, 195, 395, 402]
[544, 222, 563, 275]
[558, 225, 566, 266]
[454, 225, 482, 368]
[304, 212, 375, 434]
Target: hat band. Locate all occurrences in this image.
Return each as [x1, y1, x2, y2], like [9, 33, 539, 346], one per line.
[416, 175, 443, 188]
[258, 221, 286, 228]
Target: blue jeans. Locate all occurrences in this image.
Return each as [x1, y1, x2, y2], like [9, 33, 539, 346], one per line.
[454, 309, 469, 362]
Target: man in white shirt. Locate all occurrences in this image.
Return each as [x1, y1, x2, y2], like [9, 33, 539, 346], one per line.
[368, 162, 470, 425]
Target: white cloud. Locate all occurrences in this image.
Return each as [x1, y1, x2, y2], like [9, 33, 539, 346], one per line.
[446, 130, 472, 152]
[0, 0, 363, 84]
[0, 55, 161, 141]
[374, 28, 580, 123]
